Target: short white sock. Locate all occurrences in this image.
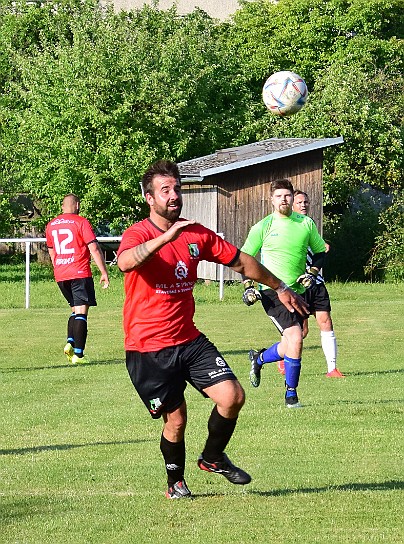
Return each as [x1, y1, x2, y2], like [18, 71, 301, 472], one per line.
[320, 330, 338, 373]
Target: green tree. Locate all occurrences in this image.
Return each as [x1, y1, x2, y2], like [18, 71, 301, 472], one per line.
[0, 0, 402, 281]
[365, 191, 404, 282]
[228, 0, 404, 202]
[1, 1, 246, 231]
[226, 0, 404, 279]
[0, 0, 83, 235]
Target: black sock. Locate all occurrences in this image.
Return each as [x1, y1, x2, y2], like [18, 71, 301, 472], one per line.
[73, 314, 87, 355]
[160, 434, 186, 486]
[202, 405, 237, 463]
[67, 313, 75, 346]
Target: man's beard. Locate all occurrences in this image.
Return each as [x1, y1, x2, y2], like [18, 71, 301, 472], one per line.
[164, 208, 181, 221]
[279, 204, 292, 216]
[156, 201, 182, 222]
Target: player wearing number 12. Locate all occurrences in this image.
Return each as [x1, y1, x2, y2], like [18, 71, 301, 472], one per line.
[46, 194, 109, 364]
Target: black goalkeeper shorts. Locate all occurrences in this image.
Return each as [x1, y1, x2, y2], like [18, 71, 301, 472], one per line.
[260, 288, 304, 334]
[304, 282, 332, 314]
[126, 333, 237, 419]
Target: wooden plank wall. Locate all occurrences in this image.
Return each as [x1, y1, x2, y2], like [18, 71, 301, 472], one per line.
[181, 150, 324, 281]
[181, 184, 221, 279]
[181, 184, 218, 229]
[216, 150, 324, 280]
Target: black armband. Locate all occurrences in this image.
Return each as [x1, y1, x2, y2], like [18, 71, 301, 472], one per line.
[311, 251, 326, 270]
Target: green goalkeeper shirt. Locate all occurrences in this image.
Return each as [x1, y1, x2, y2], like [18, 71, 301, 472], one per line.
[241, 212, 326, 294]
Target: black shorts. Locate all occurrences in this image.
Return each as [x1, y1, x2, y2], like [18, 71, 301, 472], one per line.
[260, 289, 303, 334]
[57, 277, 97, 307]
[304, 282, 332, 314]
[126, 333, 237, 419]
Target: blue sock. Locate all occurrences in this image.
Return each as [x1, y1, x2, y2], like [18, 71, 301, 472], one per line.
[261, 342, 281, 364]
[284, 356, 301, 395]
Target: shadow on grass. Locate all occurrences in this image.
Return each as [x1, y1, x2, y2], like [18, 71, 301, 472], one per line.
[191, 479, 404, 500]
[1, 359, 124, 373]
[348, 369, 404, 376]
[0, 439, 151, 456]
[249, 479, 404, 497]
[301, 398, 403, 408]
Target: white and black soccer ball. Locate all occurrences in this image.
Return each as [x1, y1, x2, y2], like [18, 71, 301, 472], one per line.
[262, 70, 308, 116]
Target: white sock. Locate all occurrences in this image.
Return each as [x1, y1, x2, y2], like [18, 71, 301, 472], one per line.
[321, 330, 338, 373]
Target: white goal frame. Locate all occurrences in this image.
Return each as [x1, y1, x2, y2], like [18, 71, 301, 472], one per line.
[0, 236, 225, 308]
[0, 237, 121, 308]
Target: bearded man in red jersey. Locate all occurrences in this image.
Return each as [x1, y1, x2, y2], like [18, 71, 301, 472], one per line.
[117, 160, 307, 499]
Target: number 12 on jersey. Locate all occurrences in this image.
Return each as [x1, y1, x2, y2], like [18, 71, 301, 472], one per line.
[52, 229, 75, 255]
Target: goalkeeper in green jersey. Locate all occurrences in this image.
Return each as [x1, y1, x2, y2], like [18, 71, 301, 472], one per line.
[241, 179, 326, 407]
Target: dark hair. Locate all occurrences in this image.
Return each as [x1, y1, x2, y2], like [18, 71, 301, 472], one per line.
[294, 189, 309, 199]
[271, 178, 294, 194]
[142, 160, 181, 196]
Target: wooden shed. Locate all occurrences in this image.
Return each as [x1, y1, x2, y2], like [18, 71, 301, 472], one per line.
[179, 136, 343, 280]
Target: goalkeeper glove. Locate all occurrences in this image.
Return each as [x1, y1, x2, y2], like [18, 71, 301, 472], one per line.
[296, 267, 319, 289]
[242, 280, 262, 306]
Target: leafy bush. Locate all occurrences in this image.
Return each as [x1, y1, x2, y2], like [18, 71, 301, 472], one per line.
[1, 0, 403, 283]
[365, 192, 404, 282]
[323, 200, 383, 282]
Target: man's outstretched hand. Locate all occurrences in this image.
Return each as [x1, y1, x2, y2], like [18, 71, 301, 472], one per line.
[278, 287, 309, 316]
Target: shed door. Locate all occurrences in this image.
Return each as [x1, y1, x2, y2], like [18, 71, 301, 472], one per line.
[181, 185, 220, 280]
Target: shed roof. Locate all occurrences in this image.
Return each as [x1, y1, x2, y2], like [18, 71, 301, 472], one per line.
[179, 137, 343, 180]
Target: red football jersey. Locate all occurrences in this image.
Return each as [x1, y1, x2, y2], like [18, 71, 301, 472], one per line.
[117, 218, 239, 352]
[46, 213, 97, 282]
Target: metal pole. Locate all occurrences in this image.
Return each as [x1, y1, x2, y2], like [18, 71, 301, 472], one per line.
[219, 264, 224, 301]
[25, 241, 31, 309]
[217, 233, 225, 301]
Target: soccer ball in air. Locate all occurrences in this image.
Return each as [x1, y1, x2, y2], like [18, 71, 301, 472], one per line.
[262, 71, 308, 116]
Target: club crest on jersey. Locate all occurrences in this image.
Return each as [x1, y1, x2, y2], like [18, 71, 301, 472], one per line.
[188, 243, 200, 258]
[175, 260, 188, 280]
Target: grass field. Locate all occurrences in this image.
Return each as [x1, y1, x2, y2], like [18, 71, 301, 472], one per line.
[0, 267, 403, 543]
